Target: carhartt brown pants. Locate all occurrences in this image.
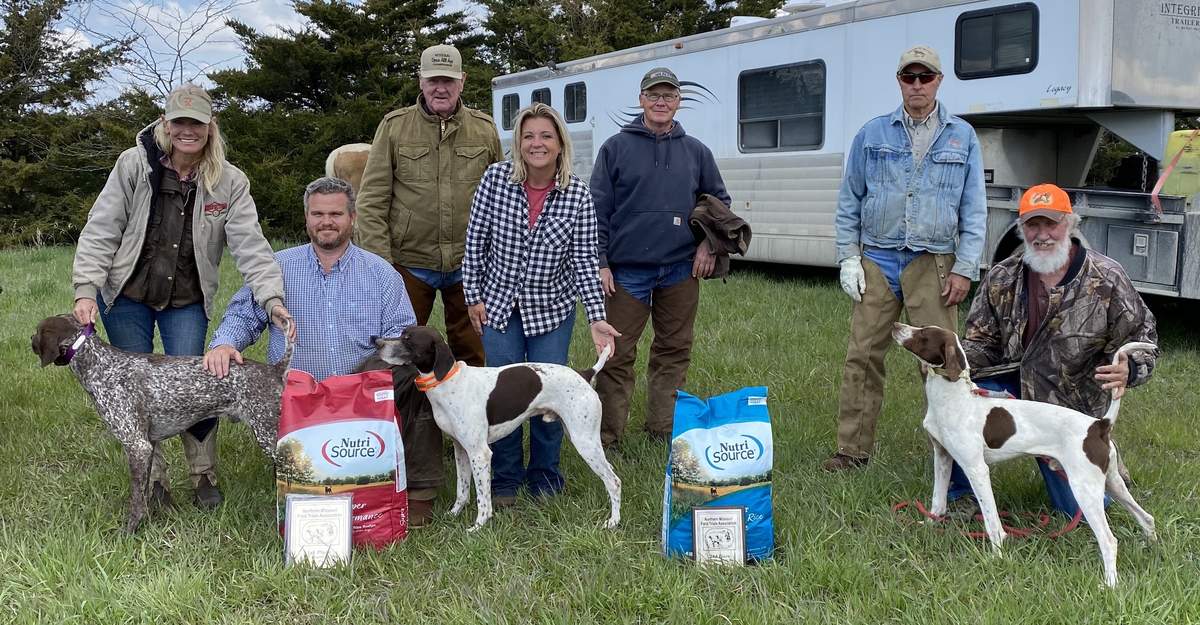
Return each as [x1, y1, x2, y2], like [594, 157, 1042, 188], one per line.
[835, 253, 958, 458]
[394, 266, 487, 497]
[596, 278, 699, 445]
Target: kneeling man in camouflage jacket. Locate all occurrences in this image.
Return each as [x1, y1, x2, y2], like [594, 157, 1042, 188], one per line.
[953, 183, 1158, 517]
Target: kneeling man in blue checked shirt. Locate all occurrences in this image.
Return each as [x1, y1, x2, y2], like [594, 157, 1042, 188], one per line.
[202, 176, 416, 381]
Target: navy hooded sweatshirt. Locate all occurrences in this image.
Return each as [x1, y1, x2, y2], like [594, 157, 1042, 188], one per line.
[590, 116, 731, 268]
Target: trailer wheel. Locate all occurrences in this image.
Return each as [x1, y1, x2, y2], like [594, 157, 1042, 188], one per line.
[992, 229, 1023, 265]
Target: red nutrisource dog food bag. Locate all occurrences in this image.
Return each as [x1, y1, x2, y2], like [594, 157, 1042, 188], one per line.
[276, 369, 407, 547]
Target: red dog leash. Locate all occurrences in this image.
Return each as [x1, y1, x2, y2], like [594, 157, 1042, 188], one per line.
[892, 498, 1083, 539]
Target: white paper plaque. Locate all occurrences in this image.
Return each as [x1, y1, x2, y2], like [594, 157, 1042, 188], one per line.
[285, 494, 353, 568]
[692, 506, 746, 566]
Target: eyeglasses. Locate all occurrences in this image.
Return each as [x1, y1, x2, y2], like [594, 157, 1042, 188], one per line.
[898, 71, 940, 85]
[641, 92, 680, 103]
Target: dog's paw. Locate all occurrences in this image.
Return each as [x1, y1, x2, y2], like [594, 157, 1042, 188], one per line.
[604, 517, 620, 530]
[449, 503, 466, 516]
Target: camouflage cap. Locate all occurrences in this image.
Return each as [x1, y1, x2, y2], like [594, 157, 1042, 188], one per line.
[164, 84, 213, 124]
[640, 67, 680, 91]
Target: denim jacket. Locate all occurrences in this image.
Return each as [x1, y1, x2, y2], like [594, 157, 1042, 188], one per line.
[835, 103, 987, 279]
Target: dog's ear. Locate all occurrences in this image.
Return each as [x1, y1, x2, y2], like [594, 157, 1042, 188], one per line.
[432, 338, 455, 380]
[939, 335, 966, 382]
[32, 316, 75, 367]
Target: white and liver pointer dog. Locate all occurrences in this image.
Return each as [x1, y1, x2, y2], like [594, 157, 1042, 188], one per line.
[376, 326, 621, 531]
[891, 322, 1157, 588]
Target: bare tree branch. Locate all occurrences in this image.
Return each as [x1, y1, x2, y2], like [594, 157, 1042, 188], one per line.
[68, 0, 254, 99]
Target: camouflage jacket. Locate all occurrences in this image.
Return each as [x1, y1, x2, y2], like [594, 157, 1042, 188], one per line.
[962, 241, 1157, 418]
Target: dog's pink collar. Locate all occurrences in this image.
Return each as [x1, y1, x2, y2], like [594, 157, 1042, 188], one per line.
[415, 361, 461, 391]
[63, 323, 96, 364]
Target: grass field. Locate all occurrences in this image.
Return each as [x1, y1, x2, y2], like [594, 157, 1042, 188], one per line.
[2, 245, 1199, 624]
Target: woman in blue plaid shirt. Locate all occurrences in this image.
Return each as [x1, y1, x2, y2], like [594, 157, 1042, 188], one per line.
[463, 103, 620, 506]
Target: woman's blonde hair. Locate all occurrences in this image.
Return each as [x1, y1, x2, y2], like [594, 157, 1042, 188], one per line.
[154, 116, 228, 190]
[510, 103, 573, 188]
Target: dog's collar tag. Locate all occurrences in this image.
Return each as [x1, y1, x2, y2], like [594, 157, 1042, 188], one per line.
[415, 361, 461, 391]
[63, 323, 96, 364]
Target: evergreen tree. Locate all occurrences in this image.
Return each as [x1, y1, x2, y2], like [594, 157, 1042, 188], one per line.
[478, 0, 784, 74]
[0, 0, 126, 245]
[211, 0, 486, 238]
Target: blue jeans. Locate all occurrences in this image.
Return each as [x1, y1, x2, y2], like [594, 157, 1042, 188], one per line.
[98, 294, 214, 440]
[404, 266, 463, 289]
[482, 307, 575, 498]
[862, 246, 926, 301]
[947, 373, 1109, 517]
[610, 261, 693, 306]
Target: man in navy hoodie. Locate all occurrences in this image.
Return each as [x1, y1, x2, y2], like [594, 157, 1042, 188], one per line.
[590, 67, 731, 447]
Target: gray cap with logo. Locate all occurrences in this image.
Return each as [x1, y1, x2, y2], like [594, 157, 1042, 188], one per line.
[420, 44, 464, 80]
[897, 45, 942, 74]
[164, 84, 213, 124]
[640, 67, 680, 91]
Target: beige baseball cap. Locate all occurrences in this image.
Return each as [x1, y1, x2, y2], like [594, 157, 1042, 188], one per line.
[420, 44, 464, 80]
[164, 84, 213, 124]
[897, 45, 942, 74]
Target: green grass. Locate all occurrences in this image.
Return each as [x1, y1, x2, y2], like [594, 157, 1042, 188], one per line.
[2, 246, 1199, 624]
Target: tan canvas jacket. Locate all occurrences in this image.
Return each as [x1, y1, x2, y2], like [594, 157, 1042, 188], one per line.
[962, 241, 1158, 418]
[72, 122, 283, 318]
[355, 96, 503, 271]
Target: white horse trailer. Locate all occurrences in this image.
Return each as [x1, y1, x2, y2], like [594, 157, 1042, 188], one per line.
[491, 0, 1200, 298]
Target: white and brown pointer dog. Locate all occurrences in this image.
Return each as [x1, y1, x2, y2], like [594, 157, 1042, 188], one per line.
[376, 326, 621, 531]
[892, 322, 1157, 587]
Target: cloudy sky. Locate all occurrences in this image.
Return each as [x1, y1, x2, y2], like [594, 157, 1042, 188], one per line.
[68, 0, 477, 100]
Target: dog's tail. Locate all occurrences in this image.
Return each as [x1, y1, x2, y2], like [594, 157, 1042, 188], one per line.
[576, 343, 613, 387]
[276, 318, 295, 380]
[1099, 341, 1157, 426]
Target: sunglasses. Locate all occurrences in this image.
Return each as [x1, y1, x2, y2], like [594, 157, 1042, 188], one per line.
[898, 71, 940, 84]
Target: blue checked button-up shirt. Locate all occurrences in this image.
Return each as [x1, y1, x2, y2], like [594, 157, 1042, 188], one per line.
[209, 243, 416, 381]
[462, 161, 605, 337]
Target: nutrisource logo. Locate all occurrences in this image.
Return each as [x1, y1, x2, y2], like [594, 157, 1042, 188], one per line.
[704, 435, 764, 471]
[320, 432, 387, 467]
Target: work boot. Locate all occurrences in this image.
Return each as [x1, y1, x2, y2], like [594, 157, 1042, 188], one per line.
[193, 475, 223, 509]
[821, 452, 869, 473]
[408, 498, 434, 528]
[493, 495, 517, 509]
[150, 481, 175, 509]
[944, 496, 980, 522]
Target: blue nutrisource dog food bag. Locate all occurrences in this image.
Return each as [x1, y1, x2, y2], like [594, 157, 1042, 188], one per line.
[662, 386, 773, 561]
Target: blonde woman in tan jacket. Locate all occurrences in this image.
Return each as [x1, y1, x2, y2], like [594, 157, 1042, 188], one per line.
[71, 84, 291, 510]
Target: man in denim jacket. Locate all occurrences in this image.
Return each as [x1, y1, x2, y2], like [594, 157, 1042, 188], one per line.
[823, 45, 987, 472]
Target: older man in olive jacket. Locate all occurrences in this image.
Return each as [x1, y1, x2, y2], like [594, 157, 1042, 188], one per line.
[355, 43, 502, 526]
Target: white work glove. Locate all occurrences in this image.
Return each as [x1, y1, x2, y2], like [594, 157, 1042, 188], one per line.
[839, 256, 866, 303]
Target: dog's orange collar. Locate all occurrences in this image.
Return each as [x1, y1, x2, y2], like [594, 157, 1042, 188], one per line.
[415, 362, 461, 391]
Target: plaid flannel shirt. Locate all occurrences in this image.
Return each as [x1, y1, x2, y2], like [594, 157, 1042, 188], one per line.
[463, 161, 605, 337]
[209, 243, 416, 381]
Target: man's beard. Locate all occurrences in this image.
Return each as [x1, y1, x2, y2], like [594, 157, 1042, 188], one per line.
[1023, 238, 1071, 274]
[311, 228, 350, 251]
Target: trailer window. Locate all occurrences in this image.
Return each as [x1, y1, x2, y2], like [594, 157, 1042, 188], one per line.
[564, 82, 587, 123]
[532, 88, 551, 106]
[738, 60, 825, 152]
[501, 94, 519, 130]
[955, 3, 1038, 79]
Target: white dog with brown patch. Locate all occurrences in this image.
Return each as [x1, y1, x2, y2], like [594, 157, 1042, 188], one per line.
[891, 322, 1157, 588]
[376, 326, 620, 531]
